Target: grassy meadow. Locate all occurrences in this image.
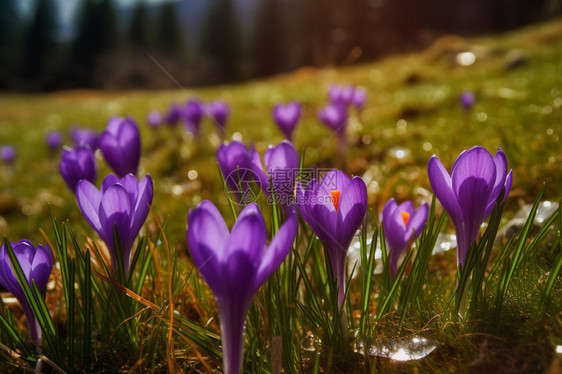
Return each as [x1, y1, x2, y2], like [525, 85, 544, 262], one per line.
[0, 19, 561, 373]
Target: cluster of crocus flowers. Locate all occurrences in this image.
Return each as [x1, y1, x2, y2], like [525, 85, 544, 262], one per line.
[1, 145, 16, 165]
[382, 199, 428, 277]
[99, 117, 141, 178]
[272, 102, 301, 141]
[76, 173, 153, 278]
[59, 145, 97, 192]
[296, 169, 367, 307]
[252, 140, 300, 209]
[428, 146, 512, 267]
[0, 240, 53, 343]
[329, 84, 367, 111]
[187, 201, 297, 374]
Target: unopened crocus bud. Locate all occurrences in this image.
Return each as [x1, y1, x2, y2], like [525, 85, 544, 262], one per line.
[0, 240, 53, 343]
[273, 102, 301, 141]
[99, 117, 141, 178]
[1, 145, 16, 165]
[207, 101, 230, 130]
[59, 145, 97, 192]
[46, 131, 63, 152]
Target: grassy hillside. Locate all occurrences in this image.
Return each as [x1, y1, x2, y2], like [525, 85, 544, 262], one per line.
[0, 18, 561, 373]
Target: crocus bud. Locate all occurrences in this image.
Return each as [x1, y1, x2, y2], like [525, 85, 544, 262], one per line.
[459, 91, 475, 111]
[1, 145, 16, 165]
[46, 131, 63, 152]
[0, 240, 53, 343]
[59, 145, 97, 193]
[183, 99, 204, 136]
[147, 110, 162, 130]
[76, 173, 153, 278]
[71, 128, 98, 150]
[207, 100, 230, 130]
[273, 102, 301, 141]
[99, 117, 141, 178]
[188, 201, 296, 374]
[382, 199, 428, 277]
[428, 146, 512, 267]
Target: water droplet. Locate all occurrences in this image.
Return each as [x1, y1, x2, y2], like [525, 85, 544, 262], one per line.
[301, 333, 322, 352]
[232, 132, 242, 141]
[476, 112, 487, 122]
[433, 233, 457, 254]
[456, 52, 475, 66]
[396, 119, 407, 133]
[556, 345, 562, 354]
[188, 170, 198, 180]
[423, 142, 432, 151]
[546, 128, 554, 136]
[365, 335, 437, 361]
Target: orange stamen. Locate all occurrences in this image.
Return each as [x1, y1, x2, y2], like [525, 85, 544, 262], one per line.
[401, 211, 410, 226]
[331, 190, 341, 211]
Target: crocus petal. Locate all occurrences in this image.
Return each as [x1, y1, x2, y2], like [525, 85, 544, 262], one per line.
[320, 169, 351, 192]
[99, 184, 134, 251]
[30, 244, 52, 291]
[130, 174, 153, 234]
[338, 177, 367, 238]
[76, 180, 102, 232]
[503, 170, 513, 202]
[405, 203, 429, 241]
[452, 148, 496, 225]
[255, 212, 297, 288]
[428, 155, 462, 223]
[187, 200, 230, 260]
[227, 203, 266, 264]
[250, 151, 270, 195]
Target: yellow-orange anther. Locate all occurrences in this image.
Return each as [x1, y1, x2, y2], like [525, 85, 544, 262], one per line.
[401, 211, 410, 226]
[331, 190, 341, 212]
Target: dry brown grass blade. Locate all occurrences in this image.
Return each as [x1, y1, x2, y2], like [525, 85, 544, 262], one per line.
[172, 327, 214, 374]
[110, 306, 152, 341]
[93, 270, 159, 310]
[147, 204, 177, 373]
[147, 240, 163, 298]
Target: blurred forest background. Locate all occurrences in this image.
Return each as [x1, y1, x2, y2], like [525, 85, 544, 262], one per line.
[1, 0, 562, 91]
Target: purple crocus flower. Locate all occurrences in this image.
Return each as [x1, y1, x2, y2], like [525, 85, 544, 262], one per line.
[207, 100, 230, 130]
[251, 140, 300, 208]
[217, 141, 254, 201]
[329, 84, 355, 105]
[59, 145, 97, 193]
[76, 173, 153, 277]
[99, 117, 141, 178]
[296, 169, 367, 306]
[183, 99, 204, 135]
[45, 131, 63, 152]
[318, 103, 348, 155]
[1, 145, 16, 165]
[459, 91, 475, 111]
[71, 128, 98, 150]
[0, 240, 52, 343]
[428, 146, 512, 267]
[147, 110, 162, 130]
[165, 103, 182, 126]
[382, 199, 428, 277]
[187, 201, 297, 374]
[273, 102, 301, 141]
[352, 87, 367, 110]
[318, 103, 348, 133]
